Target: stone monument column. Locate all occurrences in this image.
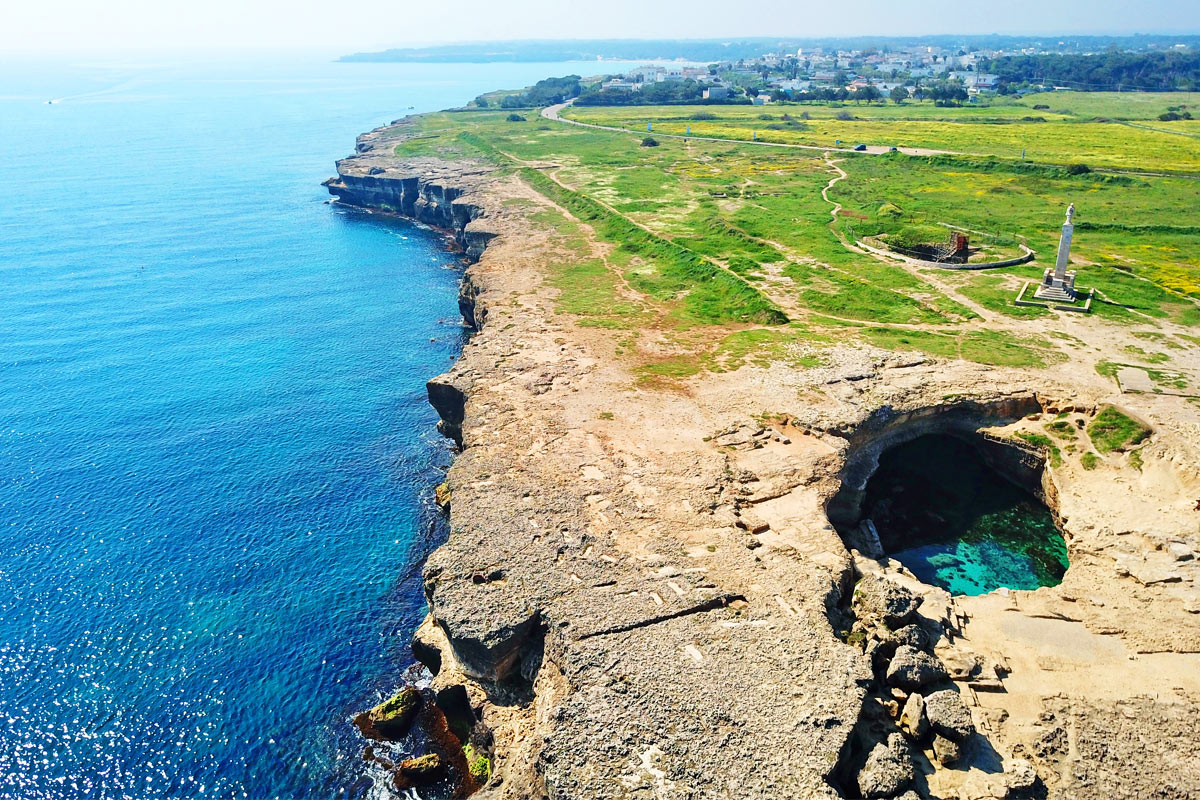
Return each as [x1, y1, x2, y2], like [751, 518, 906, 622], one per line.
[1034, 203, 1078, 302]
[1054, 203, 1074, 282]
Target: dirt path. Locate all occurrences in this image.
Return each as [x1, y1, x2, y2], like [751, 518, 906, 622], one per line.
[496, 153, 657, 317]
[821, 153, 848, 221]
[525, 156, 805, 320]
[817, 152, 999, 330]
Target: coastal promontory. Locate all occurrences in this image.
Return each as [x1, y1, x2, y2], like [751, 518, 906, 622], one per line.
[327, 93, 1200, 799]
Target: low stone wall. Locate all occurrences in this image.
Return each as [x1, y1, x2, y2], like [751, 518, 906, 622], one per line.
[857, 238, 1035, 271]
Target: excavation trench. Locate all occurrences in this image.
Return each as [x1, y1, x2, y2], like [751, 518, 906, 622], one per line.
[827, 400, 1070, 596]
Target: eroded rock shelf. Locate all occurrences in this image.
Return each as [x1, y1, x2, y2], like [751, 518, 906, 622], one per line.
[326, 118, 1200, 800]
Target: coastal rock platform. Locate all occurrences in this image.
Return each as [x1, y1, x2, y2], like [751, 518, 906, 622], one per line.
[328, 120, 1200, 800]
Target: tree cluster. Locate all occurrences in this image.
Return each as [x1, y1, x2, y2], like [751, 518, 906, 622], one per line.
[983, 51, 1200, 91]
[499, 75, 583, 108]
[914, 81, 970, 105]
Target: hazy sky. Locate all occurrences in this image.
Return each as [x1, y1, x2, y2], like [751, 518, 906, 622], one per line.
[6, 0, 1199, 55]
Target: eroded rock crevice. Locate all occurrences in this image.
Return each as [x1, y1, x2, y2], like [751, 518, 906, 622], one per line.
[832, 573, 1044, 800]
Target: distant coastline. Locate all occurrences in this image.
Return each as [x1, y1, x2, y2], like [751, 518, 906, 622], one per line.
[340, 33, 1200, 64]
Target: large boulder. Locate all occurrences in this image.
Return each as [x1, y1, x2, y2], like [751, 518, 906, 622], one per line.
[886, 645, 949, 691]
[398, 753, 443, 782]
[924, 689, 976, 743]
[857, 733, 915, 799]
[899, 692, 929, 740]
[932, 734, 962, 766]
[1002, 758, 1040, 799]
[853, 576, 922, 629]
[889, 623, 931, 653]
[355, 686, 423, 741]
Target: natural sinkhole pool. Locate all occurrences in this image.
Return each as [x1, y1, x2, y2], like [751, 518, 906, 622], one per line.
[857, 434, 1069, 596]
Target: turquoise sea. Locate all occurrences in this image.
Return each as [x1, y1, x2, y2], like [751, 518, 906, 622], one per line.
[0, 55, 636, 799]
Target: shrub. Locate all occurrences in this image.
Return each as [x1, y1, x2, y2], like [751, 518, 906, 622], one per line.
[506, 113, 526, 122]
[835, 110, 855, 121]
[641, 136, 659, 147]
[1045, 420, 1078, 440]
[690, 111, 718, 120]
[1080, 452, 1099, 470]
[498, 74, 582, 108]
[1066, 163, 1092, 175]
[1033, 103, 1050, 110]
[887, 224, 946, 249]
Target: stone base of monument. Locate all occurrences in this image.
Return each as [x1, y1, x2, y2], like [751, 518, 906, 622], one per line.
[1032, 267, 1078, 302]
[1015, 281, 1094, 313]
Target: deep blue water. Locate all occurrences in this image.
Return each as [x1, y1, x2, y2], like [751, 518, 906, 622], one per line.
[861, 434, 1069, 596]
[0, 56, 641, 799]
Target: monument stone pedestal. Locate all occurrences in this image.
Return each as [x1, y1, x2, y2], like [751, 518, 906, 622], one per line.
[1033, 266, 1077, 302]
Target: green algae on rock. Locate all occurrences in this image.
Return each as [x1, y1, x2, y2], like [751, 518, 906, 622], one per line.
[355, 686, 423, 740]
[398, 753, 444, 781]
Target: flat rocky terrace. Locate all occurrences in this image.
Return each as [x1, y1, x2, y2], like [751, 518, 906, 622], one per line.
[328, 122, 1200, 800]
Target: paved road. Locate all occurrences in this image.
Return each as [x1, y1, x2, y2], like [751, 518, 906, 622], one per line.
[541, 101, 952, 157]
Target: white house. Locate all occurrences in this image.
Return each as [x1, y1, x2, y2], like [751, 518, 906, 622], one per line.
[772, 78, 809, 91]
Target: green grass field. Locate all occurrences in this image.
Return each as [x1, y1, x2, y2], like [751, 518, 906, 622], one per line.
[1007, 91, 1200, 120]
[383, 99, 1200, 382]
[565, 96, 1200, 173]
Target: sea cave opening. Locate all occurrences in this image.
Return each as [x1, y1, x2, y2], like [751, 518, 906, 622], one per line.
[836, 432, 1069, 596]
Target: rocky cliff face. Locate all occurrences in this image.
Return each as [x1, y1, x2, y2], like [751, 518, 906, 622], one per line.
[328, 128, 874, 799]
[326, 171, 496, 261]
[328, 119, 1200, 800]
[324, 130, 498, 331]
[822, 395, 1047, 529]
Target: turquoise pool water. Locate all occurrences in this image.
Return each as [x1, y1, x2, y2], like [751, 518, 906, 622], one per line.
[861, 434, 1069, 596]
